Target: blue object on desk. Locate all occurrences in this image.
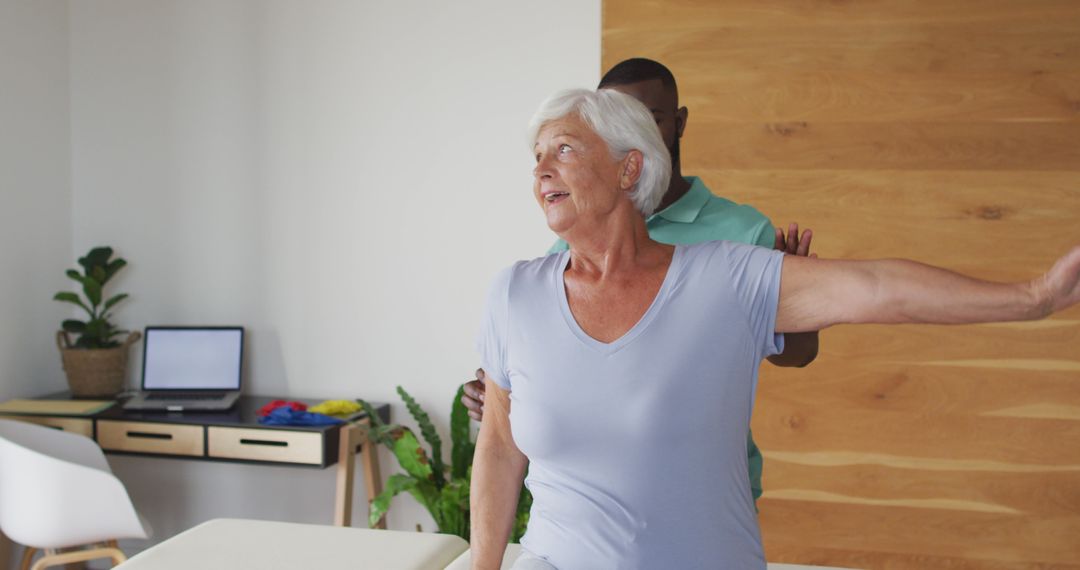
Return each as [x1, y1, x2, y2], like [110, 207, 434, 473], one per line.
[258, 407, 344, 426]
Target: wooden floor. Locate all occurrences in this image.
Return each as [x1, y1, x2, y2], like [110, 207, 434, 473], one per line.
[604, 0, 1080, 567]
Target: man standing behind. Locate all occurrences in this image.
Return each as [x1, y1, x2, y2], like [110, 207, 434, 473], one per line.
[463, 58, 820, 505]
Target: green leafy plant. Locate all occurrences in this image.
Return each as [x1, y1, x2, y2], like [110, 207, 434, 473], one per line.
[358, 386, 531, 542]
[53, 247, 129, 348]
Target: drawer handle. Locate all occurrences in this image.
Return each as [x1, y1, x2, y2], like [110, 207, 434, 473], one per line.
[239, 438, 288, 447]
[127, 431, 173, 440]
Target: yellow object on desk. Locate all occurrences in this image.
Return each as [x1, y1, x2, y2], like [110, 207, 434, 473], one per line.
[0, 398, 115, 416]
[308, 400, 361, 417]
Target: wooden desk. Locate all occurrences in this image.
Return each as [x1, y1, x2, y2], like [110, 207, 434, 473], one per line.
[0, 395, 390, 528]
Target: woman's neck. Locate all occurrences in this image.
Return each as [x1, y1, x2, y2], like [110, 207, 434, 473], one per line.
[561, 204, 669, 279]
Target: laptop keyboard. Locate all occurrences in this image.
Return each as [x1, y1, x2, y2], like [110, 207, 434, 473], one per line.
[146, 392, 227, 401]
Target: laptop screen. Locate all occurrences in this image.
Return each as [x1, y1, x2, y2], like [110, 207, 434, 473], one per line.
[142, 327, 243, 390]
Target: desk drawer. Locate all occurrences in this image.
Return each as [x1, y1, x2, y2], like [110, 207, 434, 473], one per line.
[5, 415, 93, 438]
[97, 420, 204, 456]
[208, 427, 323, 465]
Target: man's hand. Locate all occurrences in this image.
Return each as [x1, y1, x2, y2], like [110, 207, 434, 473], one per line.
[462, 369, 487, 421]
[774, 222, 817, 258]
[769, 222, 820, 367]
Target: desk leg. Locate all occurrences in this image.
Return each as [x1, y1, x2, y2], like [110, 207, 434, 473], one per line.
[360, 429, 385, 529]
[334, 423, 360, 527]
[334, 419, 386, 529]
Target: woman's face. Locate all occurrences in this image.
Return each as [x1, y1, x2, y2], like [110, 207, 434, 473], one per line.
[532, 115, 624, 235]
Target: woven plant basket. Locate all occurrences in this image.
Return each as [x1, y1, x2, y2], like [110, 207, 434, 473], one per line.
[56, 330, 141, 397]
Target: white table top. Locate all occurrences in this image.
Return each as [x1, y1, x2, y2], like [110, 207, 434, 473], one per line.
[118, 517, 859, 569]
[117, 518, 469, 570]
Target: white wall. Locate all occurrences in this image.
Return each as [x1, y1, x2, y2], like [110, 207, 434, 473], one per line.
[0, 0, 72, 398]
[0, 0, 73, 562]
[67, 0, 600, 551]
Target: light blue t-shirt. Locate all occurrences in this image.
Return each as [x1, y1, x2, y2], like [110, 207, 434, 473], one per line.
[477, 240, 784, 569]
[547, 176, 779, 507]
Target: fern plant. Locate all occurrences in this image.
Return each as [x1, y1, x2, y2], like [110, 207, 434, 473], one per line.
[358, 386, 531, 542]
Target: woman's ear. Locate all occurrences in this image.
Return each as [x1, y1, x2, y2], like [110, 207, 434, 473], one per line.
[619, 150, 644, 191]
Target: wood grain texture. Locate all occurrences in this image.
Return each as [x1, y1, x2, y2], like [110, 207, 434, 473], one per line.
[604, 21, 1080, 74]
[763, 544, 1080, 570]
[758, 500, 1080, 565]
[696, 169, 1080, 265]
[680, 72, 1080, 123]
[605, 0, 1080, 567]
[762, 461, 1080, 516]
[682, 122, 1080, 171]
[755, 403, 1080, 465]
[605, 0, 1080, 30]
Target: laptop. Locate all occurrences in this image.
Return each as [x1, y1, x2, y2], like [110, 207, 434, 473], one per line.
[123, 326, 244, 412]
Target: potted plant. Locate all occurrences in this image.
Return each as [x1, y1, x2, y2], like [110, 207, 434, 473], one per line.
[53, 246, 140, 397]
[358, 386, 531, 542]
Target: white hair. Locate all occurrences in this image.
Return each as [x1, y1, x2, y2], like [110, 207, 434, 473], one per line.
[527, 88, 671, 217]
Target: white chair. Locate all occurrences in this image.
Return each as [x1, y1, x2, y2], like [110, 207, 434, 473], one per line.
[0, 419, 150, 569]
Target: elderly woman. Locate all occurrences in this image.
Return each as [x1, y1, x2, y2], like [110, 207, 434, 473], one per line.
[470, 88, 1080, 570]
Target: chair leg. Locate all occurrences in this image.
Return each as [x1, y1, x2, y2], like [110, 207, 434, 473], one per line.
[28, 545, 127, 570]
[19, 546, 38, 570]
[105, 541, 127, 566]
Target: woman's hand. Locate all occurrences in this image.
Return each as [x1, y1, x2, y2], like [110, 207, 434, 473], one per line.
[1034, 243, 1080, 315]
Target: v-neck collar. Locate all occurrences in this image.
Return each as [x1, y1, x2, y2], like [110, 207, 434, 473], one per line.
[555, 245, 684, 356]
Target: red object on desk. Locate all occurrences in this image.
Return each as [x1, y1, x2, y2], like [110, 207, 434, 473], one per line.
[256, 400, 308, 417]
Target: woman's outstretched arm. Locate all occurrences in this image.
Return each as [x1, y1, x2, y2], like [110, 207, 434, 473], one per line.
[776, 244, 1080, 333]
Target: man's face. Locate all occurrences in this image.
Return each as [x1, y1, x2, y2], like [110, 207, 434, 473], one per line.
[606, 78, 686, 162]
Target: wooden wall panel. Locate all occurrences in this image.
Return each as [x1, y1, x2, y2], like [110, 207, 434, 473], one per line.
[605, 1, 1080, 29]
[605, 24, 1080, 74]
[683, 123, 1080, 171]
[604, 0, 1080, 567]
[682, 71, 1080, 123]
[760, 501, 1080, 567]
[703, 170, 1080, 264]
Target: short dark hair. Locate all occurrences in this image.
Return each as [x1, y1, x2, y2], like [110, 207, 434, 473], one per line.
[598, 58, 678, 92]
